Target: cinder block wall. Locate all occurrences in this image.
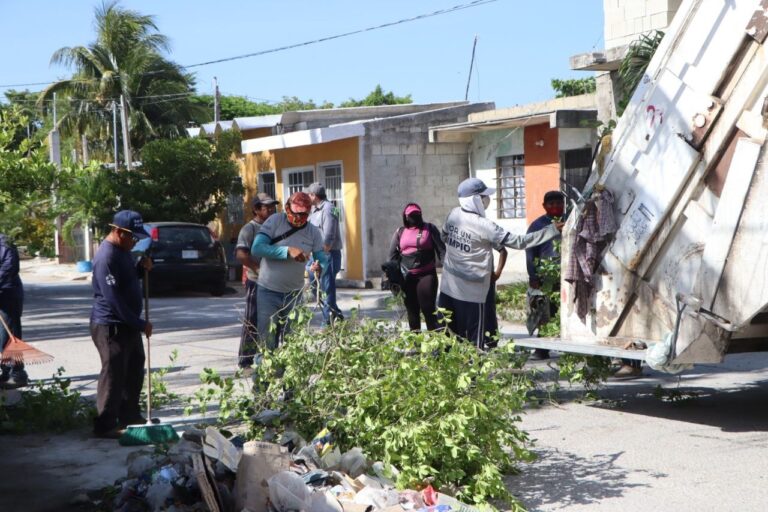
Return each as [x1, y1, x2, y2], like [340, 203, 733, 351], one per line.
[362, 104, 493, 277]
[604, 0, 683, 49]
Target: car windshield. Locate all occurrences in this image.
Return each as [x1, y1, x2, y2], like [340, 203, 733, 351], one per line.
[158, 226, 212, 245]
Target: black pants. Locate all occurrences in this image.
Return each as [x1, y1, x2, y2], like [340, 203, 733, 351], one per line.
[438, 292, 486, 349]
[238, 279, 258, 368]
[90, 322, 145, 432]
[403, 271, 439, 331]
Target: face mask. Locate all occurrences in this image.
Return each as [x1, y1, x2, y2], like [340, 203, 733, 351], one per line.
[406, 213, 423, 226]
[481, 195, 491, 209]
[545, 206, 564, 218]
[285, 204, 309, 227]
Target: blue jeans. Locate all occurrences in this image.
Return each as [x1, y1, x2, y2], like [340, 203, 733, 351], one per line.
[309, 250, 343, 324]
[256, 286, 302, 350]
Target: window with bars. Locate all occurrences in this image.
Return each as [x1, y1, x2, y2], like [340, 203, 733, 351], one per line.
[496, 155, 526, 219]
[287, 169, 315, 195]
[258, 172, 276, 199]
[321, 164, 343, 210]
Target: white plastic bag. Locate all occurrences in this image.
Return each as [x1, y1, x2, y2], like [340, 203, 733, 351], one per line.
[645, 333, 693, 374]
[268, 471, 312, 512]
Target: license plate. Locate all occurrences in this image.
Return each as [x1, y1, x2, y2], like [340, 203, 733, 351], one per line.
[182, 250, 199, 259]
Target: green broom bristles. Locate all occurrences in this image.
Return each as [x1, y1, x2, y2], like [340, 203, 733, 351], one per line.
[119, 424, 179, 446]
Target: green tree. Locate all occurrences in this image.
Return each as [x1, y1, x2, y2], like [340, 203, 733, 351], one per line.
[338, 85, 412, 107]
[116, 136, 240, 224]
[550, 77, 597, 98]
[0, 106, 59, 254]
[38, 1, 201, 158]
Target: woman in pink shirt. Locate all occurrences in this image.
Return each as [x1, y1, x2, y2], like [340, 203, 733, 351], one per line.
[387, 203, 446, 331]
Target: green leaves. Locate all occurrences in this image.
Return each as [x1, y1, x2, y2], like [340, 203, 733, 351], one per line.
[251, 316, 533, 506]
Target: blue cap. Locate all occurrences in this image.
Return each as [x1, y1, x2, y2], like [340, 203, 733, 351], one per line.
[458, 178, 496, 198]
[110, 210, 148, 239]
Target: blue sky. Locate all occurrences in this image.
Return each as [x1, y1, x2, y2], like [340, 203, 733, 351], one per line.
[0, 0, 604, 110]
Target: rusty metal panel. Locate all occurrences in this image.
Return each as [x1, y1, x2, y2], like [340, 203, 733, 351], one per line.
[746, 0, 768, 43]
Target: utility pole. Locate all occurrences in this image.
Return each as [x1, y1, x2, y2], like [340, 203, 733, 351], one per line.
[120, 94, 133, 171]
[465, 35, 478, 101]
[50, 92, 63, 262]
[213, 76, 221, 123]
[112, 101, 119, 169]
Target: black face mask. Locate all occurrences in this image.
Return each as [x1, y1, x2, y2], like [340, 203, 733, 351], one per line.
[406, 213, 423, 227]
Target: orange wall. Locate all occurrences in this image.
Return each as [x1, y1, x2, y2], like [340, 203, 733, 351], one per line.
[270, 137, 363, 281]
[523, 123, 560, 224]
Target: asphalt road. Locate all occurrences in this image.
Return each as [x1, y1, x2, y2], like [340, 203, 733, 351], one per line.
[4, 275, 768, 511]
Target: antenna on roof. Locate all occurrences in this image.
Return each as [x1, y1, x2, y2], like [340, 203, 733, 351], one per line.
[465, 35, 478, 101]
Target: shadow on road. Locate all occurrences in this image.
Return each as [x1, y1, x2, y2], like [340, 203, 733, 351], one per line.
[508, 448, 660, 510]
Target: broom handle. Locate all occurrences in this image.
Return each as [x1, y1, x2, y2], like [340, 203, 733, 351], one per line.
[144, 266, 152, 422]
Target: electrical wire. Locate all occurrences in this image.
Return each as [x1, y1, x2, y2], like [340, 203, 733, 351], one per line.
[0, 0, 499, 89]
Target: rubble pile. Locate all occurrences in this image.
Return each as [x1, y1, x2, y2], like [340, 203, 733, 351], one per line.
[103, 426, 481, 512]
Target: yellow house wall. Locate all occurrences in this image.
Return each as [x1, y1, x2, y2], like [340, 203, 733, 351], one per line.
[270, 137, 363, 281]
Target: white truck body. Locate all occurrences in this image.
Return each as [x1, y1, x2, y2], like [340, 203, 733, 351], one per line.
[513, 0, 768, 365]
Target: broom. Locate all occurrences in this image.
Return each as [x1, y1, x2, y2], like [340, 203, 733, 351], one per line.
[119, 267, 179, 446]
[0, 312, 53, 366]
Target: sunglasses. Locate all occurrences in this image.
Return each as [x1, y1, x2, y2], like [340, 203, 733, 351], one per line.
[287, 206, 309, 218]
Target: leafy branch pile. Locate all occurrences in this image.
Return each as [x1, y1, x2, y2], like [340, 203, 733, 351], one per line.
[190, 311, 536, 506]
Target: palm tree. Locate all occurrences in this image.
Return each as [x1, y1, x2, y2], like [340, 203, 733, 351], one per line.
[38, 1, 201, 160]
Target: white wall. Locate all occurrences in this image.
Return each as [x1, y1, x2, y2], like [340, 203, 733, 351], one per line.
[604, 0, 683, 49]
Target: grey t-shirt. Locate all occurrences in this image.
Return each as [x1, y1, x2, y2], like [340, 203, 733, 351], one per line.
[440, 207, 560, 303]
[236, 219, 263, 282]
[255, 213, 324, 293]
[308, 200, 343, 251]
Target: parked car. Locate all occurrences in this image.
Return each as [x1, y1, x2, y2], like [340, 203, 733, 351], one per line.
[133, 222, 228, 296]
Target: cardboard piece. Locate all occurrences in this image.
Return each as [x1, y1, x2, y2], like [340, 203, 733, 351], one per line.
[234, 441, 292, 512]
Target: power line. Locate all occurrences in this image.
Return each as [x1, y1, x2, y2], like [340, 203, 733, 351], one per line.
[0, 0, 499, 89]
[184, 0, 499, 69]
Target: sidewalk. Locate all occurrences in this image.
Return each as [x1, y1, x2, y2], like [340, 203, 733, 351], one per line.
[19, 258, 92, 282]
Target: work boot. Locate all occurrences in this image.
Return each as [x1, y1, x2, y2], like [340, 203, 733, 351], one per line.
[612, 364, 643, 379]
[529, 349, 550, 360]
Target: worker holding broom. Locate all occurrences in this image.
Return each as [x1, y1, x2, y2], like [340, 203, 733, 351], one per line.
[0, 232, 27, 389]
[90, 210, 153, 439]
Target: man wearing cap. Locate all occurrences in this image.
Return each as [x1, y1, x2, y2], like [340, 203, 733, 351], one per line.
[90, 210, 153, 438]
[439, 178, 563, 348]
[235, 193, 278, 369]
[0, 232, 27, 388]
[526, 190, 566, 360]
[251, 192, 328, 350]
[306, 182, 344, 325]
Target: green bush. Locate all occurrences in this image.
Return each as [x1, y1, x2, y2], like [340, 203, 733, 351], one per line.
[190, 311, 536, 507]
[0, 367, 95, 433]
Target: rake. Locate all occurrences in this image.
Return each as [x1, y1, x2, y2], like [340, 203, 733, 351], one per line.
[0, 313, 54, 366]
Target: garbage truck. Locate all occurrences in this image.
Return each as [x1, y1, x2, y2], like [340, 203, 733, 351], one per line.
[511, 0, 768, 368]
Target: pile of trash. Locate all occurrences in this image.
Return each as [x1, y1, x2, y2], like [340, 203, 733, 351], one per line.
[102, 425, 481, 512]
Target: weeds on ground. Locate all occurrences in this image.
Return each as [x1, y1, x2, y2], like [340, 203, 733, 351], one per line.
[141, 349, 180, 409]
[0, 367, 95, 433]
[653, 383, 700, 404]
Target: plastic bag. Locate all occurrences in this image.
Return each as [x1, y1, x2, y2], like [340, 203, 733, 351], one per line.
[645, 333, 693, 374]
[268, 471, 312, 512]
[339, 447, 368, 478]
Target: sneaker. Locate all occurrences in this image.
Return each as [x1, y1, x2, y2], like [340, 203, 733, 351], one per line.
[612, 364, 643, 379]
[94, 426, 126, 439]
[1, 372, 28, 389]
[529, 349, 550, 360]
